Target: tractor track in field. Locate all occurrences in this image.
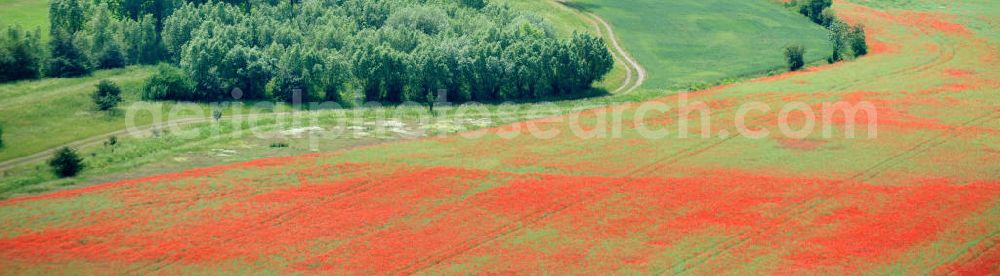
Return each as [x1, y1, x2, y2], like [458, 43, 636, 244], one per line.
[399, 92, 804, 274]
[654, 112, 996, 274]
[398, 177, 632, 274]
[660, 109, 995, 274]
[649, 29, 979, 275]
[590, 13, 646, 94]
[654, 112, 998, 275]
[848, 112, 999, 184]
[126, 166, 394, 274]
[131, 165, 398, 273]
[931, 227, 1000, 274]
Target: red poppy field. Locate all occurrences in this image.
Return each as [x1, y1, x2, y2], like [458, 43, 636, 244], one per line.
[1, 0, 999, 274]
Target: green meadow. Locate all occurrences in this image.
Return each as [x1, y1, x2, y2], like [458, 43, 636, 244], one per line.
[0, 0, 50, 40]
[571, 0, 832, 89]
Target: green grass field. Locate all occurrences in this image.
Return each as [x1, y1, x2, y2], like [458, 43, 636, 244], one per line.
[0, 67, 154, 161]
[0, 0, 49, 40]
[570, 0, 832, 89]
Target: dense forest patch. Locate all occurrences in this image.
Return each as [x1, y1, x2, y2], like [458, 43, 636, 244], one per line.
[9, 0, 615, 104]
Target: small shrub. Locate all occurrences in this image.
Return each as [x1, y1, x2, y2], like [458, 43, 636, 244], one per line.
[105, 135, 117, 146]
[212, 108, 223, 122]
[0, 125, 4, 148]
[49, 147, 84, 178]
[270, 142, 289, 148]
[92, 80, 123, 111]
[142, 64, 196, 101]
[784, 44, 806, 71]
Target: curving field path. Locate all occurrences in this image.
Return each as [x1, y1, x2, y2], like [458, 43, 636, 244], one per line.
[591, 12, 647, 94]
[0, 1, 998, 274]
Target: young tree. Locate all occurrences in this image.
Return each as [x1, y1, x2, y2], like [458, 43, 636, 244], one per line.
[317, 51, 351, 103]
[784, 44, 806, 71]
[49, 147, 84, 178]
[225, 45, 272, 100]
[180, 24, 238, 100]
[115, 0, 182, 31]
[570, 32, 614, 90]
[827, 20, 848, 63]
[122, 15, 163, 64]
[161, 2, 204, 60]
[92, 80, 123, 111]
[49, 0, 86, 36]
[212, 107, 223, 121]
[0, 124, 4, 148]
[83, 4, 128, 69]
[413, 44, 449, 105]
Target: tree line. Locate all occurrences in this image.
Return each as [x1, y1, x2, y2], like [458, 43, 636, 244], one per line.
[783, 0, 868, 71]
[790, 0, 868, 62]
[1, 0, 615, 105]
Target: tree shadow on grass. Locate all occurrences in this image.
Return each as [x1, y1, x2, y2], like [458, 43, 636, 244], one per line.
[557, 0, 602, 13]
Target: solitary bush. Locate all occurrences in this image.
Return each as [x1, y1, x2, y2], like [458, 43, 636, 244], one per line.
[105, 135, 117, 147]
[142, 64, 197, 101]
[49, 147, 84, 178]
[92, 80, 123, 111]
[848, 24, 868, 57]
[784, 44, 806, 71]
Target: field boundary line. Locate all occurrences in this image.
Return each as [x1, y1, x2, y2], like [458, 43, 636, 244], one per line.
[930, 227, 1000, 274]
